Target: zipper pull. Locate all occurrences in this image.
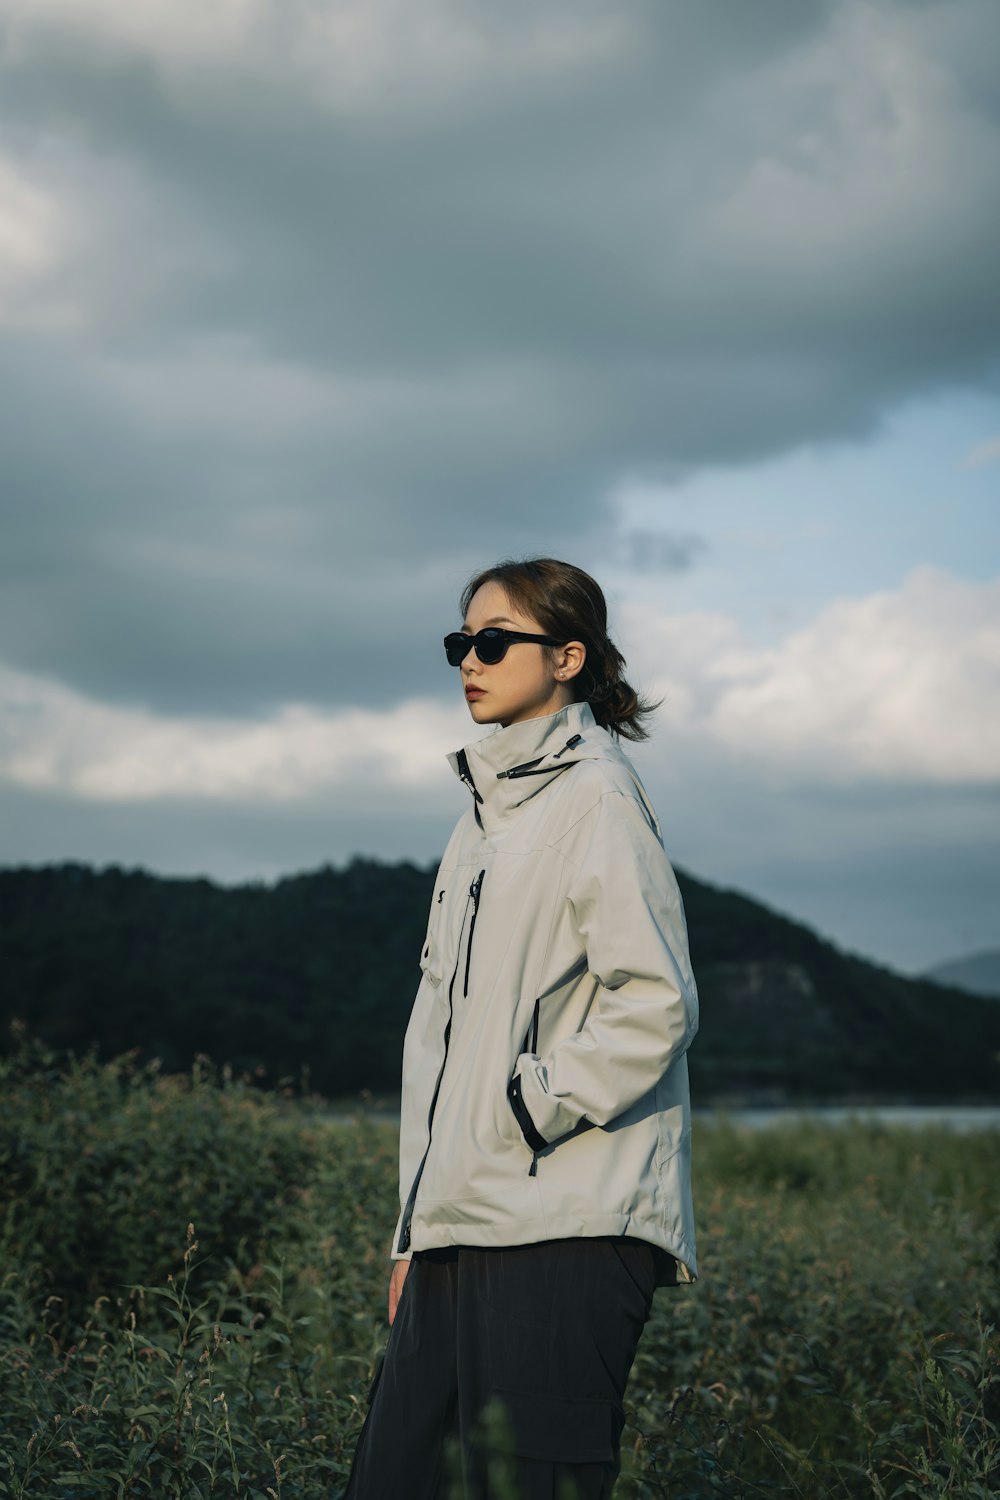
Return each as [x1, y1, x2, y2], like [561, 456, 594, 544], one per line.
[456, 748, 484, 803]
[528, 1152, 538, 1177]
[496, 754, 543, 781]
[553, 734, 583, 758]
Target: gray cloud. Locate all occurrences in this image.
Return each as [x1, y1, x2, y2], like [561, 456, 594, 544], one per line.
[4, 746, 997, 976]
[1, 0, 998, 725]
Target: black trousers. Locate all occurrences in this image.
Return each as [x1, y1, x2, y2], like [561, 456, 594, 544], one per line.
[340, 1236, 658, 1500]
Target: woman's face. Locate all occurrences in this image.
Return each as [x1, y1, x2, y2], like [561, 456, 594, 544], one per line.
[459, 580, 586, 729]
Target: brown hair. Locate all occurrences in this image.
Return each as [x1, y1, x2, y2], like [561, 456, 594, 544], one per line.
[459, 556, 661, 741]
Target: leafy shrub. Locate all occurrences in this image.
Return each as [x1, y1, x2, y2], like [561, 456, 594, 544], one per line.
[1, 1033, 998, 1497]
[0, 1026, 319, 1334]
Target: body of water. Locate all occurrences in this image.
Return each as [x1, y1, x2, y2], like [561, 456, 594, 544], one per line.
[328, 1103, 1000, 1131]
[693, 1104, 1000, 1131]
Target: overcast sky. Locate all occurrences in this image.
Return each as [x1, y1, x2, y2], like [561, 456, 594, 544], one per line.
[1, 0, 998, 976]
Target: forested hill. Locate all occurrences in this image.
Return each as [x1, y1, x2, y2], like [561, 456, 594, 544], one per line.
[1, 860, 998, 1103]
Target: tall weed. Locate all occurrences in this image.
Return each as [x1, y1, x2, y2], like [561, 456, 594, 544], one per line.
[1, 1029, 997, 1497]
[0, 1026, 318, 1334]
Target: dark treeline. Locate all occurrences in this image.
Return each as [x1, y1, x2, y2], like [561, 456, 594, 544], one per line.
[1, 859, 997, 1102]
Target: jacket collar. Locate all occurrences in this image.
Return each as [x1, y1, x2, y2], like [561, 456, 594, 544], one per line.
[446, 699, 600, 834]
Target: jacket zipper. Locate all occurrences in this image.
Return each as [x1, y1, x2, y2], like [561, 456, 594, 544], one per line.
[496, 735, 583, 781]
[498, 762, 574, 782]
[524, 1002, 539, 1176]
[522, 996, 542, 1177]
[464, 868, 485, 997]
[396, 867, 486, 1254]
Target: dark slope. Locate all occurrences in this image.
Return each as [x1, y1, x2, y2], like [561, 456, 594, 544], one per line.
[1, 860, 998, 1102]
[679, 874, 1000, 1102]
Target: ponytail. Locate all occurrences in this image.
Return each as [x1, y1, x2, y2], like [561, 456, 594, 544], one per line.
[458, 556, 661, 742]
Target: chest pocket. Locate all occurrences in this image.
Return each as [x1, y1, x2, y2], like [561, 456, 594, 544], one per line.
[419, 885, 448, 987]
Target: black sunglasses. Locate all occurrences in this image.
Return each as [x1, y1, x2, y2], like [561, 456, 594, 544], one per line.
[444, 627, 567, 667]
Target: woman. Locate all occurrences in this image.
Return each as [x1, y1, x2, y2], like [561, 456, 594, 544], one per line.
[342, 557, 698, 1500]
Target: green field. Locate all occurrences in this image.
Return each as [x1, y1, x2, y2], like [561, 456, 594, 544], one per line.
[1, 1029, 997, 1498]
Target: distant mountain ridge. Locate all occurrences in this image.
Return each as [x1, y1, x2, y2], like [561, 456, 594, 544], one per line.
[924, 949, 1000, 1000]
[1, 860, 998, 1103]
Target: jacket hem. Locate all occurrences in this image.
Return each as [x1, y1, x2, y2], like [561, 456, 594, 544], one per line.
[405, 1210, 698, 1284]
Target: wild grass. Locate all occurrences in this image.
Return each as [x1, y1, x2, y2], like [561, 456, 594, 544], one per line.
[0, 1028, 997, 1498]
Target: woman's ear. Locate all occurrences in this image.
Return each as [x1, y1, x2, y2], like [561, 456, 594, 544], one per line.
[555, 641, 587, 681]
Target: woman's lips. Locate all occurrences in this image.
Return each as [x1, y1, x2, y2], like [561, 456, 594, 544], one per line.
[466, 687, 485, 699]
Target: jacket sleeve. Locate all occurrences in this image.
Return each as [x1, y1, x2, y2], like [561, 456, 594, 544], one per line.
[511, 788, 698, 1145]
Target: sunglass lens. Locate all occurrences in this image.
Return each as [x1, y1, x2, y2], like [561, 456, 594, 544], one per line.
[444, 633, 470, 666]
[475, 630, 506, 664]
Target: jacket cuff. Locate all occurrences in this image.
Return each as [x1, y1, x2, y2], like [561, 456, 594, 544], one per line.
[507, 1073, 548, 1151]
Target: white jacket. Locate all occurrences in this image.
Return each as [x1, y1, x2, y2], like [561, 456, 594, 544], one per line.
[391, 698, 699, 1283]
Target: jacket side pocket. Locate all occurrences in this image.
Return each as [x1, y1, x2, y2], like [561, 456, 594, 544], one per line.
[419, 896, 446, 987]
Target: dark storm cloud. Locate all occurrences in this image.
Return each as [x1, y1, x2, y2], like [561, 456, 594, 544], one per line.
[1, 0, 999, 714]
[0, 336, 620, 711]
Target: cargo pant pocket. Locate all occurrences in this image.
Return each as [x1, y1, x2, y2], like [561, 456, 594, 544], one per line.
[483, 1300, 553, 1395]
[486, 1388, 624, 1465]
